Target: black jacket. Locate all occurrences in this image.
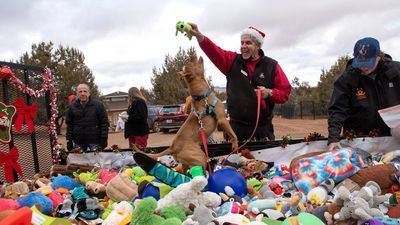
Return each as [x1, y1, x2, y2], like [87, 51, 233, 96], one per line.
[226, 51, 277, 138]
[124, 98, 149, 138]
[66, 98, 109, 146]
[328, 54, 400, 144]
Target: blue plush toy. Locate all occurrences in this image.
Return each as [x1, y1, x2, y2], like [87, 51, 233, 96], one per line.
[51, 175, 82, 190]
[17, 192, 53, 215]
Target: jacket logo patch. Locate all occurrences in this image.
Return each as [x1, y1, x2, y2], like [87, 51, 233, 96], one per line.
[355, 88, 367, 100]
[241, 69, 248, 77]
[259, 73, 265, 79]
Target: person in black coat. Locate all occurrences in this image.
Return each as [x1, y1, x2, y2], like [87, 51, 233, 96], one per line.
[328, 37, 400, 150]
[66, 83, 109, 152]
[124, 87, 149, 149]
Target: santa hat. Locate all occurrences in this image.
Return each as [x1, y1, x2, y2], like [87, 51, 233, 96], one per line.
[241, 26, 265, 46]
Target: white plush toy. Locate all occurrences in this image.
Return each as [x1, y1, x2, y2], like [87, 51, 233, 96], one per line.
[156, 176, 221, 213]
[102, 201, 134, 225]
[307, 178, 335, 206]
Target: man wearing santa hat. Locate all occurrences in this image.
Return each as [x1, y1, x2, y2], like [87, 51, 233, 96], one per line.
[188, 23, 292, 141]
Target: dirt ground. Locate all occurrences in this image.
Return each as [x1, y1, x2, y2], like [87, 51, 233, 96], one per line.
[58, 117, 328, 148]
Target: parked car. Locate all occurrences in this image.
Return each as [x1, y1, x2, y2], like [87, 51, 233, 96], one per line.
[147, 105, 162, 132]
[154, 104, 188, 133]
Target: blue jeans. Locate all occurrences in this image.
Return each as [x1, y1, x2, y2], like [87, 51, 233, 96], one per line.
[74, 143, 98, 152]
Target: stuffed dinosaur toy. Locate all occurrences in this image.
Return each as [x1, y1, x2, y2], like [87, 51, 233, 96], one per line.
[131, 197, 182, 225]
[175, 20, 193, 40]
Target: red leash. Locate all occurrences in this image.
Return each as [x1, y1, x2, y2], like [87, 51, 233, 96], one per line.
[199, 128, 213, 175]
[221, 88, 262, 165]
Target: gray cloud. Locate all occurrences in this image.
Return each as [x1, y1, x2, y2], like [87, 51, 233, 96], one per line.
[1, 0, 399, 93]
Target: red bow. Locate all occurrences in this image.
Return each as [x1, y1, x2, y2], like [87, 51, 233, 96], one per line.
[0, 146, 23, 182]
[13, 97, 37, 133]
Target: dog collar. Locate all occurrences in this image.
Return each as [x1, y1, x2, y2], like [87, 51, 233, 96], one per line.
[191, 89, 212, 101]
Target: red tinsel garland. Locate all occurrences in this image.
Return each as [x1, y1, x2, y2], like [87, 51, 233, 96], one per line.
[3, 66, 59, 163]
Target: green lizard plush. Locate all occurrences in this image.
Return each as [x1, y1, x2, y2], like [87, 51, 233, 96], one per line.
[175, 20, 193, 40]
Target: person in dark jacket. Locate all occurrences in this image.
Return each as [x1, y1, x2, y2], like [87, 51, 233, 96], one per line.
[66, 83, 109, 152]
[188, 23, 292, 141]
[124, 87, 149, 149]
[328, 37, 400, 150]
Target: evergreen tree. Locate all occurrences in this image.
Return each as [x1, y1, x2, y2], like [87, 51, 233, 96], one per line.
[18, 42, 101, 134]
[313, 55, 350, 114]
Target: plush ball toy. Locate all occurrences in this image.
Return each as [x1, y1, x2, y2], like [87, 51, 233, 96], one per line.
[17, 192, 53, 215]
[208, 167, 247, 197]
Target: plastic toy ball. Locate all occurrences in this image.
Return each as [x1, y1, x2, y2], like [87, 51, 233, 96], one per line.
[207, 168, 247, 197]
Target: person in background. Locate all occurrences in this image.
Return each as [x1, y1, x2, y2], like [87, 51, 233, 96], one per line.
[66, 83, 109, 152]
[115, 115, 125, 132]
[188, 23, 292, 141]
[124, 87, 150, 149]
[328, 37, 400, 150]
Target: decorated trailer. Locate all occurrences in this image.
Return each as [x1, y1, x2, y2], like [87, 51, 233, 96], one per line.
[0, 61, 58, 183]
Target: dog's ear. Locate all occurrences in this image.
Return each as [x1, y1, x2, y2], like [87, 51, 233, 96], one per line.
[189, 53, 197, 62]
[199, 56, 204, 64]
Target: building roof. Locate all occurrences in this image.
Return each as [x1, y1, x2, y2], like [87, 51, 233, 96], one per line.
[103, 91, 128, 98]
[105, 100, 128, 111]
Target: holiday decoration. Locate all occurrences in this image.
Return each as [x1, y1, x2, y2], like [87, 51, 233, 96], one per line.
[0, 66, 13, 79]
[13, 97, 37, 133]
[2, 66, 59, 163]
[0, 146, 23, 182]
[0, 101, 16, 143]
[280, 134, 293, 148]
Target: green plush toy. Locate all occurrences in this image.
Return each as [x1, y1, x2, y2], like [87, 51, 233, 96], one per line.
[175, 20, 193, 40]
[131, 197, 183, 225]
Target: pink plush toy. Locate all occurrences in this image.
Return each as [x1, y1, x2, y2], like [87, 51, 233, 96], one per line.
[0, 198, 20, 211]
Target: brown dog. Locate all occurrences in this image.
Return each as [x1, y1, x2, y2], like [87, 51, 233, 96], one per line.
[146, 54, 238, 172]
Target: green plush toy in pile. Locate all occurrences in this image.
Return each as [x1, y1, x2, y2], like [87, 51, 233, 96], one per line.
[131, 197, 186, 225]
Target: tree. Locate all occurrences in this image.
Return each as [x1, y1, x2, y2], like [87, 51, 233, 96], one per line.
[151, 47, 212, 105]
[313, 55, 351, 114]
[18, 42, 101, 134]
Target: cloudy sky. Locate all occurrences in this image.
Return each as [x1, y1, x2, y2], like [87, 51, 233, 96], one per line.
[1, 0, 399, 95]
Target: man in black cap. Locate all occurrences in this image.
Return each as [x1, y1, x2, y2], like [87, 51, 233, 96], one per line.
[328, 37, 400, 150]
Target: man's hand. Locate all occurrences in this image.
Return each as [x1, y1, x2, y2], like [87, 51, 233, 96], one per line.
[187, 22, 204, 43]
[67, 141, 74, 151]
[255, 86, 273, 99]
[328, 142, 342, 151]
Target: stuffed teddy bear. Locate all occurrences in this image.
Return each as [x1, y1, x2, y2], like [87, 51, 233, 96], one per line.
[333, 185, 385, 222]
[131, 197, 182, 225]
[3, 181, 30, 199]
[156, 176, 221, 213]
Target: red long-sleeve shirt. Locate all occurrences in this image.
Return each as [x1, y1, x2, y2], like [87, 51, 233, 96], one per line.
[200, 36, 291, 104]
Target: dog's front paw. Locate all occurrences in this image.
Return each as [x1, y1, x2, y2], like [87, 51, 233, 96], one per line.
[231, 139, 238, 151]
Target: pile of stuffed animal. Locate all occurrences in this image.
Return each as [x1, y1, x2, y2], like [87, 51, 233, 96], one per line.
[0, 147, 400, 225]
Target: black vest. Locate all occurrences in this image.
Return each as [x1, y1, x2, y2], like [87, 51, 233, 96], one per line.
[226, 53, 277, 127]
